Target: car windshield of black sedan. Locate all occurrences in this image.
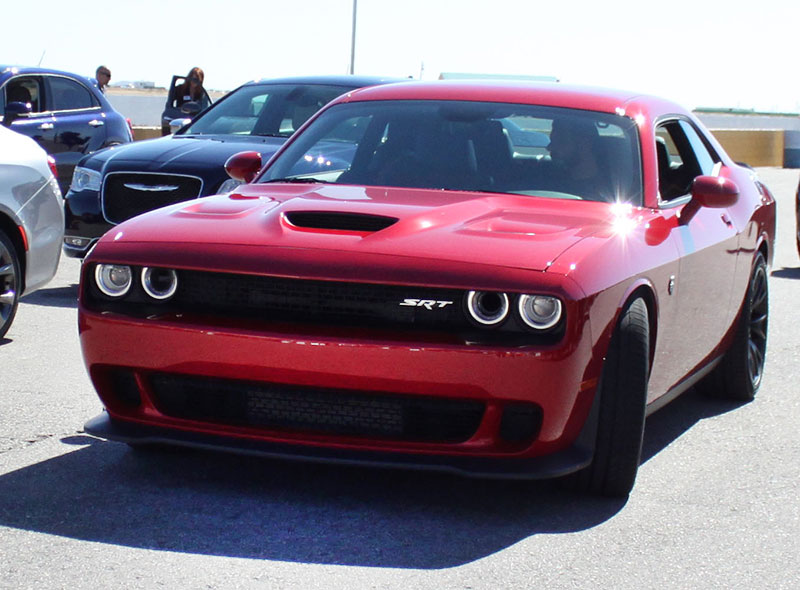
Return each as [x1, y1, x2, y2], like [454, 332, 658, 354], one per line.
[181, 84, 353, 138]
[260, 100, 643, 203]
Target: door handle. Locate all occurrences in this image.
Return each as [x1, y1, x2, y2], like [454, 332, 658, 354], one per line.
[721, 213, 733, 227]
[37, 122, 54, 130]
[88, 119, 105, 127]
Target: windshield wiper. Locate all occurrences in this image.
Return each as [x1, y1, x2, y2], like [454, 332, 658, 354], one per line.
[261, 177, 331, 184]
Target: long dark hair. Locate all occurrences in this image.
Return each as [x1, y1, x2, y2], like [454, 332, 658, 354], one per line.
[178, 67, 205, 101]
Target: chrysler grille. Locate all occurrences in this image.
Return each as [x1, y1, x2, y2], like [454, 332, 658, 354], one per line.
[102, 172, 203, 224]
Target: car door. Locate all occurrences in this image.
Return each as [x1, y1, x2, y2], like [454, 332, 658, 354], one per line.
[43, 74, 107, 186]
[2, 75, 58, 156]
[657, 118, 740, 380]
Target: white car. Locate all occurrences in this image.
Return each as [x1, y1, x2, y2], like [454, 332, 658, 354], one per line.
[0, 125, 64, 338]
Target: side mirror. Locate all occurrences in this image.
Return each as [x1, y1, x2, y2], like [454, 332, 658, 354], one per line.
[680, 175, 739, 225]
[169, 118, 192, 134]
[2, 101, 32, 127]
[180, 101, 202, 116]
[691, 175, 739, 208]
[225, 151, 262, 183]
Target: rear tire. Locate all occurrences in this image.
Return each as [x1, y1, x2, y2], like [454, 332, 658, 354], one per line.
[0, 230, 21, 339]
[566, 298, 650, 497]
[701, 252, 768, 402]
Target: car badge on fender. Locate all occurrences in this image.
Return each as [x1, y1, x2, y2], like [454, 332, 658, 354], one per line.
[123, 183, 180, 192]
[399, 298, 454, 310]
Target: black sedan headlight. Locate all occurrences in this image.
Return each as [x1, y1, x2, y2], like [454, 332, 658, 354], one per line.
[70, 166, 102, 192]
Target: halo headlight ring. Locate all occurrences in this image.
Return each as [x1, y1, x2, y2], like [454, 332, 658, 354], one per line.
[517, 294, 562, 330]
[94, 264, 132, 298]
[141, 267, 178, 300]
[466, 290, 510, 326]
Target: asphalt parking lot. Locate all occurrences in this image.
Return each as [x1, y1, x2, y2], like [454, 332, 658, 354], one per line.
[0, 168, 798, 589]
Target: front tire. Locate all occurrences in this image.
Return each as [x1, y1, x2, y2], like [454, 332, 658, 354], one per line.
[0, 230, 22, 339]
[567, 298, 650, 497]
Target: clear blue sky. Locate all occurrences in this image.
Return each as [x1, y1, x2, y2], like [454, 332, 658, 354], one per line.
[2, 0, 798, 112]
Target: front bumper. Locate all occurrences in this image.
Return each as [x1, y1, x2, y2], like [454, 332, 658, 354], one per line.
[84, 410, 596, 480]
[63, 188, 111, 258]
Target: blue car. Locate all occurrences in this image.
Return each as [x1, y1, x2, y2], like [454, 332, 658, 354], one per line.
[63, 75, 400, 258]
[0, 65, 133, 195]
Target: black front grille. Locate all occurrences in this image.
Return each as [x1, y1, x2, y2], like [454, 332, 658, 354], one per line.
[102, 172, 203, 224]
[175, 271, 466, 329]
[149, 373, 485, 443]
[84, 267, 566, 344]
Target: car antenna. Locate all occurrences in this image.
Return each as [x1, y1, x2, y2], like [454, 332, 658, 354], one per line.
[37, 50, 46, 66]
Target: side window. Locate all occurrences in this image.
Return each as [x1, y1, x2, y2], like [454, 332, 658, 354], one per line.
[679, 120, 718, 176]
[655, 119, 706, 203]
[48, 77, 96, 111]
[4, 76, 43, 113]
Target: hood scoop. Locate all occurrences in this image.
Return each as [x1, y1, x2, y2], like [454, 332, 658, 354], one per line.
[285, 211, 398, 233]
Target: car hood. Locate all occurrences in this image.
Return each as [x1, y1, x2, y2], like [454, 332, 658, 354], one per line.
[86, 135, 287, 173]
[96, 184, 639, 284]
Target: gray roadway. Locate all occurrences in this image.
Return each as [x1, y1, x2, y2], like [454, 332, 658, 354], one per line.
[1, 168, 798, 589]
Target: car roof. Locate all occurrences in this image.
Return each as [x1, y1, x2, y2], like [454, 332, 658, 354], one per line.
[333, 80, 686, 117]
[0, 65, 95, 83]
[240, 75, 407, 88]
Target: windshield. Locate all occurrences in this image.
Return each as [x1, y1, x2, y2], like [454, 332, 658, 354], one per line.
[260, 100, 643, 204]
[182, 83, 354, 138]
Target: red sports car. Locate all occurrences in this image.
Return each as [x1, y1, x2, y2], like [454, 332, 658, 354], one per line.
[79, 81, 775, 497]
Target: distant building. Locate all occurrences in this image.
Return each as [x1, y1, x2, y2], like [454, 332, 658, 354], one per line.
[111, 80, 157, 89]
[438, 72, 559, 82]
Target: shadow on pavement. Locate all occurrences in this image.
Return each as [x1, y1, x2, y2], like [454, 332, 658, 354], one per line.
[771, 266, 800, 280]
[0, 387, 742, 568]
[21, 284, 79, 309]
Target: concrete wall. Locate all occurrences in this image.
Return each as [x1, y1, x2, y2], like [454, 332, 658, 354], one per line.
[708, 129, 785, 167]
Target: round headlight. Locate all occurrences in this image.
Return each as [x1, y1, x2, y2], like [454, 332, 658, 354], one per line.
[466, 290, 509, 326]
[141, 267, 178, 300]
[518, 295, 562, 330]
[95, 264, 132, 297]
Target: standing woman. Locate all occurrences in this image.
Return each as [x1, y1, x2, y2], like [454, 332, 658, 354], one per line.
[175, 67, 209, 109]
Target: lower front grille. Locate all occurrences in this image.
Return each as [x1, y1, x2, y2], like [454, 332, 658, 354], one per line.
[149, 373, 485, 443]
[102, 172, 203, 224]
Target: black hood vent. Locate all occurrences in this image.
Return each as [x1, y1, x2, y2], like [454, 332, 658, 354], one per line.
[285, 211, 398, 232]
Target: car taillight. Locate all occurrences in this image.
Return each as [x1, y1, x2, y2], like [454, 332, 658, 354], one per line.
[126, 118, 135, 140]
[47, 156, 58, 178]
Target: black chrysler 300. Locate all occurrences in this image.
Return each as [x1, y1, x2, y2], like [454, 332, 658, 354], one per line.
[63, 75, 399, 257]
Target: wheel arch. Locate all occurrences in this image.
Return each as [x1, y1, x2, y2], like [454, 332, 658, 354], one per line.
[0, 213, 26, 293]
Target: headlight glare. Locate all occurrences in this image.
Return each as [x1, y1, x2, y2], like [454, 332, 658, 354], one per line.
[70, 167, 102, 192]
[141, 267, 178, 300]
[466, 290, 509, 326]
[518, 295, 562, 330]
[95, 264, 132, 297]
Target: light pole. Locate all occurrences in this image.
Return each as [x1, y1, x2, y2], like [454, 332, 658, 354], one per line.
[349, 0, 357, 75]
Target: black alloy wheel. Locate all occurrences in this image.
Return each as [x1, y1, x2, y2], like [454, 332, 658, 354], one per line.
[700, 252, 768, 402]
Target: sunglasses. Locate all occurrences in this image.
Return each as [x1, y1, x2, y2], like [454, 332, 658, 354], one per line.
[188, 77, 200, 83]
[99, 72, 111, 77]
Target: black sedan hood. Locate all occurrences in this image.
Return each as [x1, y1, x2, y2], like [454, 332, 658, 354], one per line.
[87, 134, 287, 175]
